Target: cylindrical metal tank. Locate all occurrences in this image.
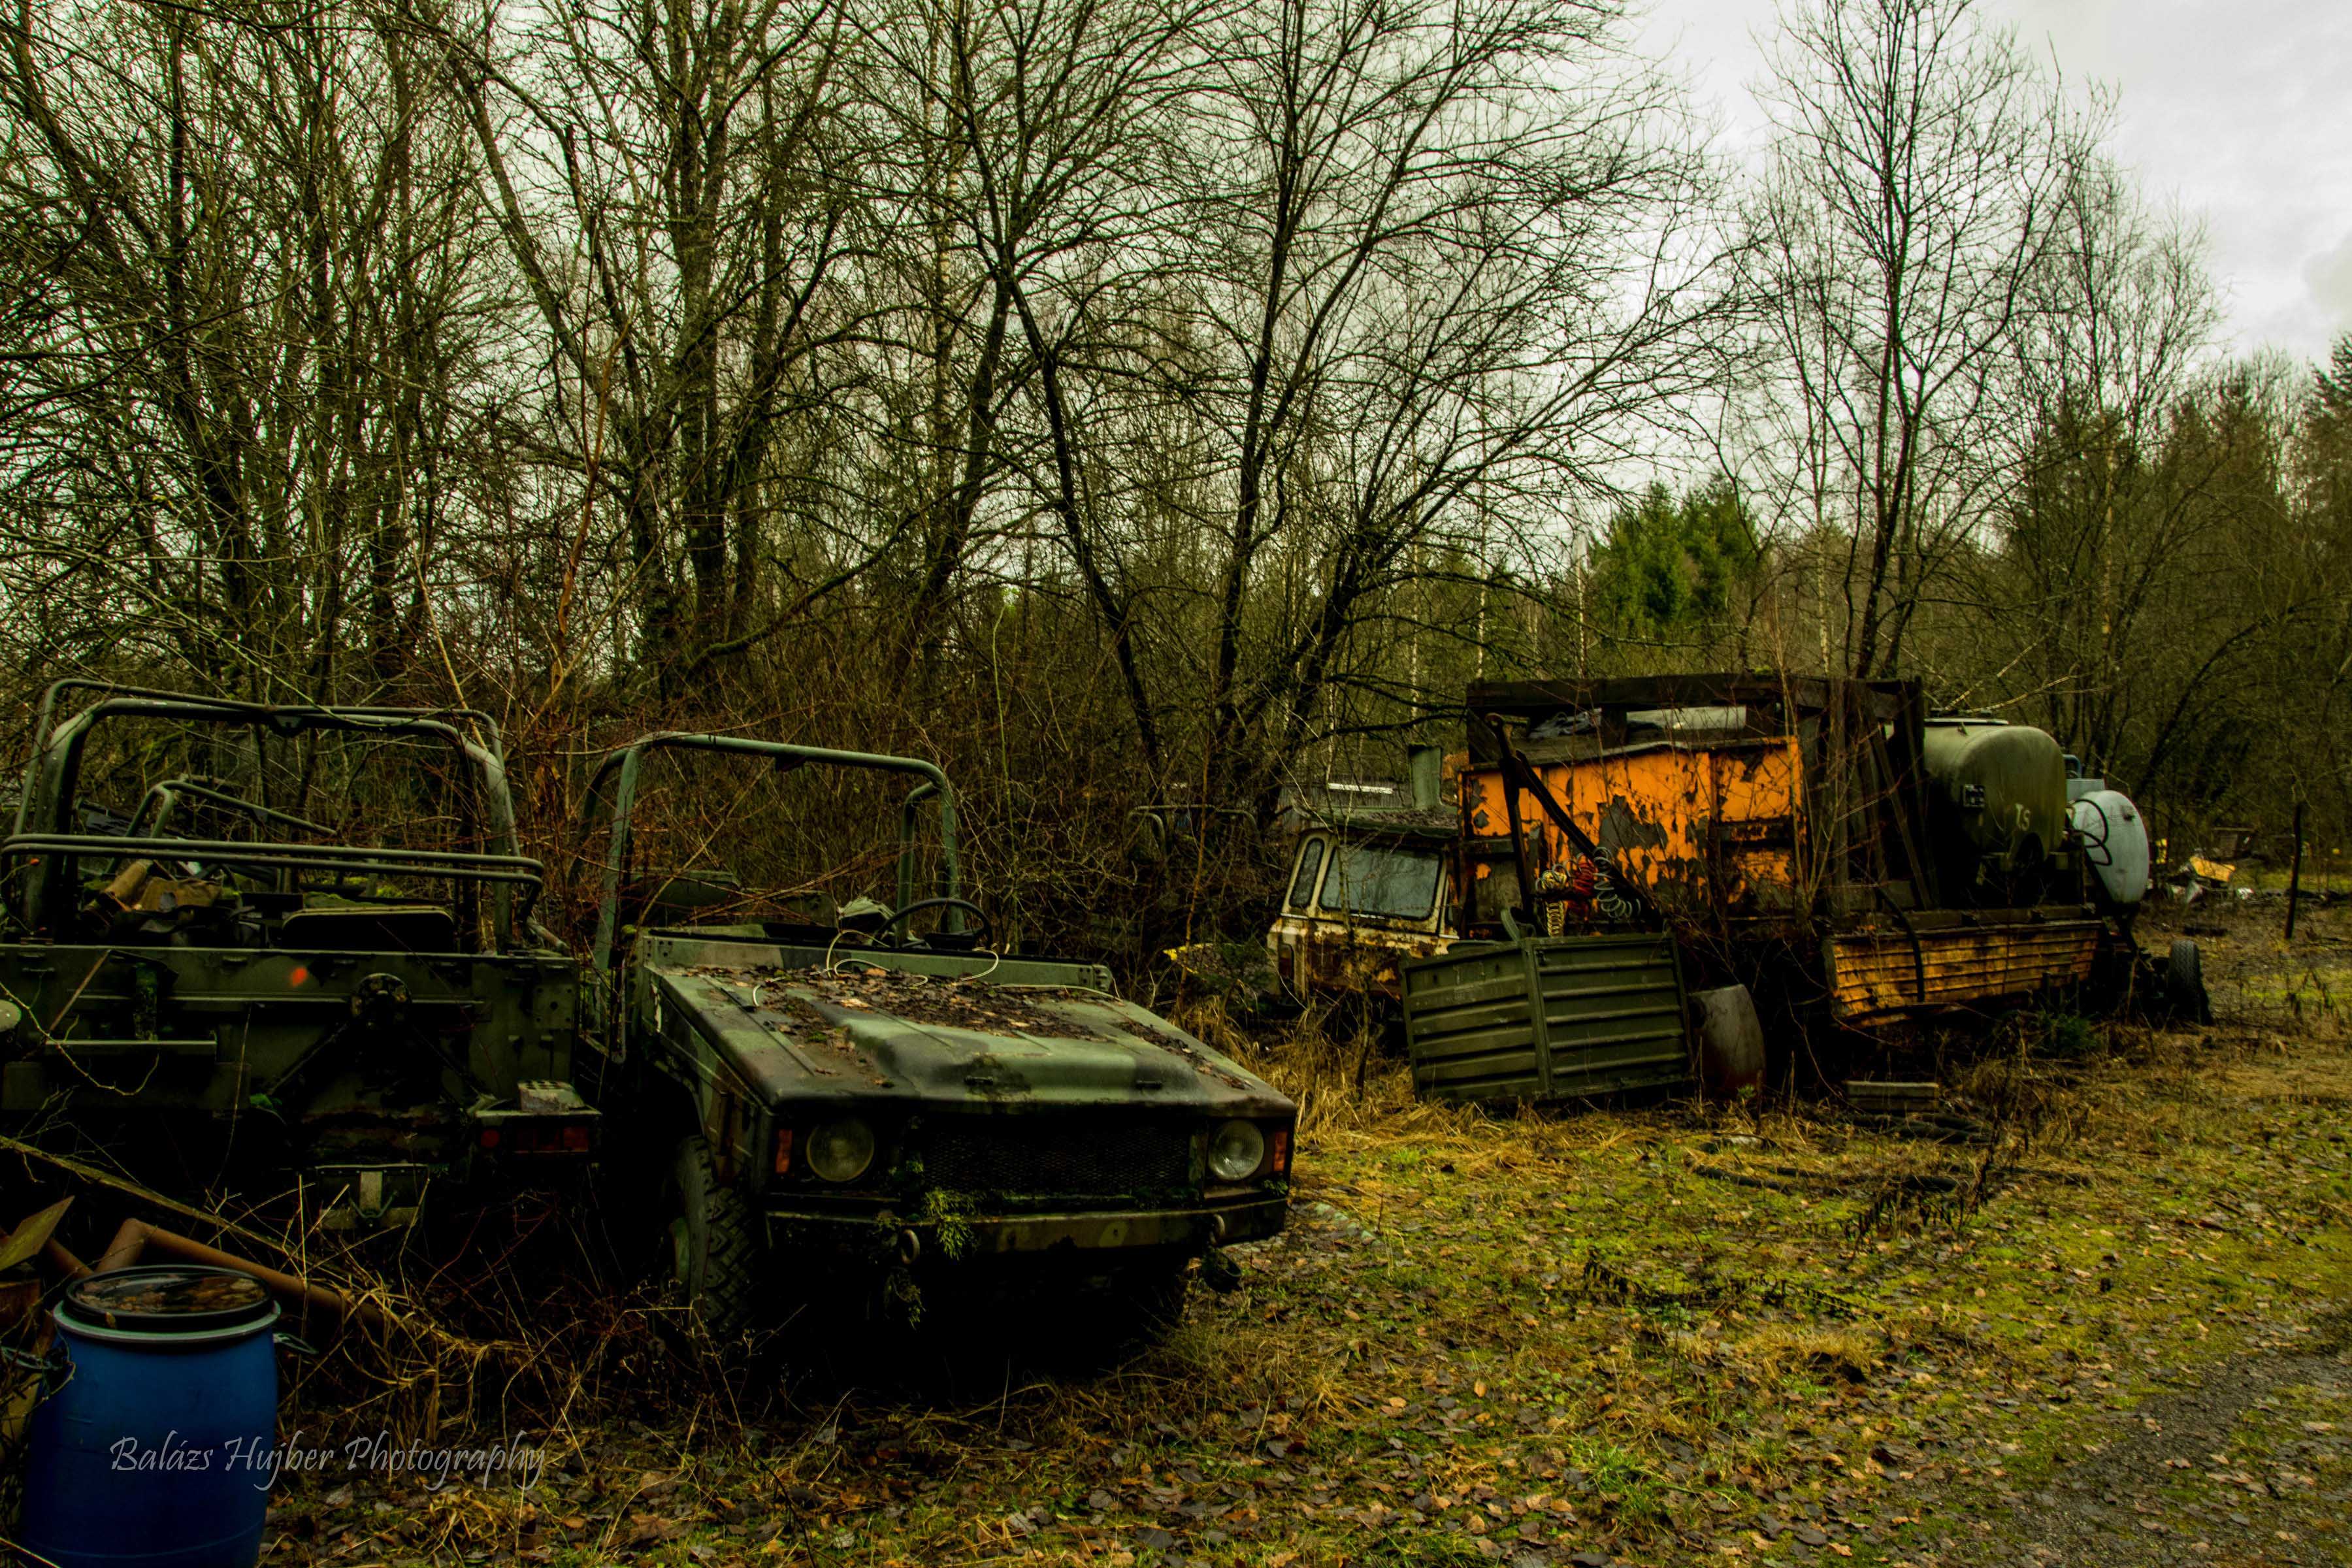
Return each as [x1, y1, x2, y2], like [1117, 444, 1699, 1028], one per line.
[1921, 719, 2071, 898]
[1690, 983, 1765, 1099]
[2068, 786, 2149, 909]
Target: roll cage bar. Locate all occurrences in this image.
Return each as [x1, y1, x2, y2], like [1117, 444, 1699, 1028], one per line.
[128, 776, 335, 843]
[15, 679, 506, 809]
[3, 683, 540, 947]
[581, 732, 965, 985]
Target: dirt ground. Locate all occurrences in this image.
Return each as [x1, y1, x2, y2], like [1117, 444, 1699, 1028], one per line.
[259, 901, 2352, 1567]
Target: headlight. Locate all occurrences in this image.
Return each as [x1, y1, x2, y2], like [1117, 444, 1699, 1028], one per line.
[806, 1117, 877, 1183]
[1208, 1119, 1267, 1182]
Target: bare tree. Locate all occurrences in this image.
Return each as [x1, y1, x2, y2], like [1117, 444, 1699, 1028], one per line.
[852, 0, 1211, 753]
[444, 0, 859, 686]
[1747, 0, 2079, 678]
[1983, 162, 2220, 770]
[1147, 0, 1725, 810]
[0, 0, 506, 704]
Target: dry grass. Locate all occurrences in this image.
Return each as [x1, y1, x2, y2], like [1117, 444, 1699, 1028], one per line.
[48, 1183, 753, 1467]
[1186, 1002, 1683, 1161]
[1721, 1322, 1886, 1382]
[225, 975, 2352, 1567]
[1168, 998, 1431, 1139]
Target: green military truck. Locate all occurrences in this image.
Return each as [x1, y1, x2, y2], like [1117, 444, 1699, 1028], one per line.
[0, 683, 596, 1226]
[578, 733, 1297, 1339]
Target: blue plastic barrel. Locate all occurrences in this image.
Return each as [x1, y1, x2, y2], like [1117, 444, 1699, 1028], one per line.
[22, 1264, 282, 1568]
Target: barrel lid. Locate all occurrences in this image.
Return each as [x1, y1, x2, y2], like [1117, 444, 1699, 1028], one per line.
[60, 1265, 276, 1335]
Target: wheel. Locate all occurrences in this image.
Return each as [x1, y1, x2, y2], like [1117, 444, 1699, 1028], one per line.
[662, 1135, 761, 1341]
[2167, 937, 2212, 1024]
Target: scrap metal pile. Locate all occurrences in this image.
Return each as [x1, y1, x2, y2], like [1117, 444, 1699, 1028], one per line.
[1262, 674, 2207, 1106]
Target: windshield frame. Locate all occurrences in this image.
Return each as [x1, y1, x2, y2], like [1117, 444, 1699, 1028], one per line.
[1313, 841, 1446, 924]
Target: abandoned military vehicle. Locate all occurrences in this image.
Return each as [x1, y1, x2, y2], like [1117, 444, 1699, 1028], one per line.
[0, 683, 595, 1227]
[577, 733, 1297, 1339]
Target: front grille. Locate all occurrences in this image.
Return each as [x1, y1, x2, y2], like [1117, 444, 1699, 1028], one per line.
[920, 1121, 1194, 1197]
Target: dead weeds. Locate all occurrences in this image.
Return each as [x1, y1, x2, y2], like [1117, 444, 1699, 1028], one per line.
[208, 933, 2352, 1565]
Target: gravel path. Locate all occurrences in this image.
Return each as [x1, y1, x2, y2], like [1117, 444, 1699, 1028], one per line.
[1937, 1311, 2350, 1567]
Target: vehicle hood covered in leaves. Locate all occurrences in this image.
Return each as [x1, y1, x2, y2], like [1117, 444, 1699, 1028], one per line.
[636, 936, 1292, 1117]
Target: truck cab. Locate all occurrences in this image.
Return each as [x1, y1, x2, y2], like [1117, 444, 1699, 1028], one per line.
[1267, 820, 1458, 1002]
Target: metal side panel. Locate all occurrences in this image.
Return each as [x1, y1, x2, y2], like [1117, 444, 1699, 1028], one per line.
[1531, 934, 1693, 1098]
[1826, 919, 2104, 1024]
[1401, 943, 1544, 1102]
[1403, 933, 1692, 1105]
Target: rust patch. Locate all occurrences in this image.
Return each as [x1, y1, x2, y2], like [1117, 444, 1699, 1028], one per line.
[692, 962, 1109, 1040]
[1827, 921, 2101, 1023]
[1462, 736, 1806, 918]
[1599, 796, 1669, 852]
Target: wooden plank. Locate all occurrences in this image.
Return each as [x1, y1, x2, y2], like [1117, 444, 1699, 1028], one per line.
[1416, 1057, 1545, 1098]
[1555, 1015, 1686, 1041]
[1405, 972, 1539, 1009]
[1535, 979, 1679, 1005]
[1543, 1023, 1687, 1051]
[1523, 941, 1555, 1099]
[1532, 953, 1677, 973]
[1409, 1005, 1536, 1039]
[1546, 1043, 1688, 1069]
[1848, 1081, 1938, 1111]
[1825, 959, 2088, 992]
[1549, 1060, 1697, 1096]
[1829, 938, 2099, 975]
[1833, 956, 2093, 993]
[1411, 1026, 1543, 1064]
[0, 1198, 71, 1272]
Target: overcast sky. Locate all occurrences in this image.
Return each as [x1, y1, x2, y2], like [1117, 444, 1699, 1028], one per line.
[1632, 0, 2352, 365]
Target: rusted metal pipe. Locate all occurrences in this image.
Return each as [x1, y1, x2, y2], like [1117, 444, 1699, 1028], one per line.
[1476, 711, 1666, 930]
[96, 1217, 144, 1273]
[90, 1218, 391, 1333]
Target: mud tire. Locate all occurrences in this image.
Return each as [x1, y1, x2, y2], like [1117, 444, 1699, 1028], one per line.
[664, 1135, 761, 1342]
[2168, 937, 2213, 1024]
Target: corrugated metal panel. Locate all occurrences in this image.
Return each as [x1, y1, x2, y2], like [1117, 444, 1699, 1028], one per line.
[1826, 919, 2102, 1024]
[1401, 932, 1691, 1105]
